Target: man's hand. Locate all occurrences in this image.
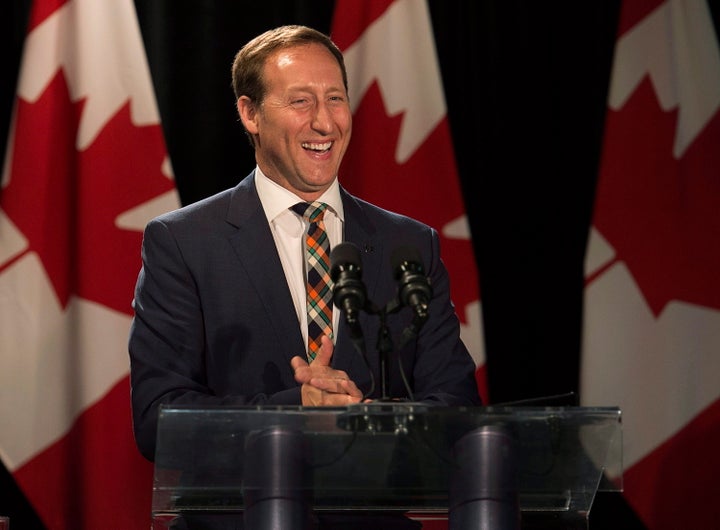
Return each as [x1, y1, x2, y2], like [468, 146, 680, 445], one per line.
[291, 336, 363, 406]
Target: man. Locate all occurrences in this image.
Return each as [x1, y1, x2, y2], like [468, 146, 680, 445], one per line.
[129, 24, 480, 529]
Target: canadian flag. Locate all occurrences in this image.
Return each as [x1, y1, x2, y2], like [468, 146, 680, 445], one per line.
[581, 0, 720, 528]
[0, 0, 178, 528]
[330, 0, 487, 406]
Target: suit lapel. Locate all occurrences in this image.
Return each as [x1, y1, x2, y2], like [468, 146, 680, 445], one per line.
[225, 174, 305, 358]
[341, 189, 384, 304]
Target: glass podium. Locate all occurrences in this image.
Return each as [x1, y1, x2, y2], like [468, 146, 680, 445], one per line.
[151, 403, 622, 529]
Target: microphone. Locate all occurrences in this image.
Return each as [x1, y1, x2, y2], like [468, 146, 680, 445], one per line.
[391, 246, 433, 322]
[330, 242, 367, 327]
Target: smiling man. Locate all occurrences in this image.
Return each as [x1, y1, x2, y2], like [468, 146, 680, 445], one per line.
[128, 24, 480, 530]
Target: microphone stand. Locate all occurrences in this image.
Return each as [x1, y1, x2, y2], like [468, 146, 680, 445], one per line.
[332, 243, 431, 402]
[371, 298, 403, 402]
[375, 309, 393, 400]
[343, 293, 430, 402]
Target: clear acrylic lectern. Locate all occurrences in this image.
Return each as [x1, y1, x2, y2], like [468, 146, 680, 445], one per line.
[151, 404, 622, 529]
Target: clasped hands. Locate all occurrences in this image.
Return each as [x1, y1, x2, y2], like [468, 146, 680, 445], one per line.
[291, 335, 366, 406]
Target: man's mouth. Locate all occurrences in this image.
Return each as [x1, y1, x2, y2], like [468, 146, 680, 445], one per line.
[302, 141, 332, 153]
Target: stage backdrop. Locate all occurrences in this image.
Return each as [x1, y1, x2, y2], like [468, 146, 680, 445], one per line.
[3, 1, 718, 529]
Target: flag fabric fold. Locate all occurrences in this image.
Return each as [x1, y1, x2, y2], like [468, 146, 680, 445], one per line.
[0, 0, 179, 528]
[581, 0, 720, 528]
[331, 0, 487, 408]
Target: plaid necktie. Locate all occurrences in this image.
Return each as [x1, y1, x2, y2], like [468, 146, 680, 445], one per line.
[291, 201, 333, 361]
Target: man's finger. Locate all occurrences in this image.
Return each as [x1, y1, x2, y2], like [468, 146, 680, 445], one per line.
[311, 335, 334, 367]
[290, 355, 308, 371]
[291, 355, 311, 384]
[310, 377, 363, 398]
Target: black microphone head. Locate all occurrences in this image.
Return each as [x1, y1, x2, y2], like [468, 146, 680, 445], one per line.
[330, 242, 367, 320]
[330, 242, 362, 282]
[391, 245, 432, 316]
[391, 245, 424, 278]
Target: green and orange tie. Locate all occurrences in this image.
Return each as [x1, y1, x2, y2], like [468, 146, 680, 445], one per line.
[292, 201, 333, 361]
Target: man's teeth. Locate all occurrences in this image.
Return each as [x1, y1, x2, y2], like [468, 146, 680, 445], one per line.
[302, 142, 331, 151]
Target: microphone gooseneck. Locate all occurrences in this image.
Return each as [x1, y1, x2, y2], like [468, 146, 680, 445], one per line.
[330, 242, 373, 398]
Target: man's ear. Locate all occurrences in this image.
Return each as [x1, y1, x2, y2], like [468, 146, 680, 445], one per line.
[237, 96, 259, 134]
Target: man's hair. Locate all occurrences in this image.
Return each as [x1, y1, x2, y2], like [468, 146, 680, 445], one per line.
[231, 25, 348, 145]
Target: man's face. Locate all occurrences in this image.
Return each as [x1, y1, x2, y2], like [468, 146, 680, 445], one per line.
[241, 42, 352, 201]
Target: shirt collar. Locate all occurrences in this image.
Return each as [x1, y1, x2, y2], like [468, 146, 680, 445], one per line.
[254, 166, 344, 223]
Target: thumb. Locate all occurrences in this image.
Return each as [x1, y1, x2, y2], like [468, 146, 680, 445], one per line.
[290, 355, 309, 372]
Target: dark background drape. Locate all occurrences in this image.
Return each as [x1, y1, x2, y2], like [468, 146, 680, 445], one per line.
[3, 1, 718, 528]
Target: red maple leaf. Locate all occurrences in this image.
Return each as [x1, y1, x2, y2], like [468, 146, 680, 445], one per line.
[339, 81, 480, 316]
[593, 76, 720, 316]
[0, 70, 174, 315]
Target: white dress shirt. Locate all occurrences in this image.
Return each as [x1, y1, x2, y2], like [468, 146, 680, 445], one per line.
[254, 166, 344, 349]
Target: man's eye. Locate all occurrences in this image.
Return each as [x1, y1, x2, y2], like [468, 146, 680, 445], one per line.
[291, 98, 310, 107]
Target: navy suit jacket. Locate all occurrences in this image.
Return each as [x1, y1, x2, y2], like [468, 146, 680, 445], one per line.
[129, 171, 480, 461]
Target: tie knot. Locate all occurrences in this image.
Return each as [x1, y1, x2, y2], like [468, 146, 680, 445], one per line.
[292, 201, 328, 223]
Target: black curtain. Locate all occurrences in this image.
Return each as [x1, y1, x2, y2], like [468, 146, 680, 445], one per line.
[2, 1, 665, 528]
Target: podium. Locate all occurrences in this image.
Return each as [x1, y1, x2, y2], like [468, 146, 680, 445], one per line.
[151, 404, 622, 529]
